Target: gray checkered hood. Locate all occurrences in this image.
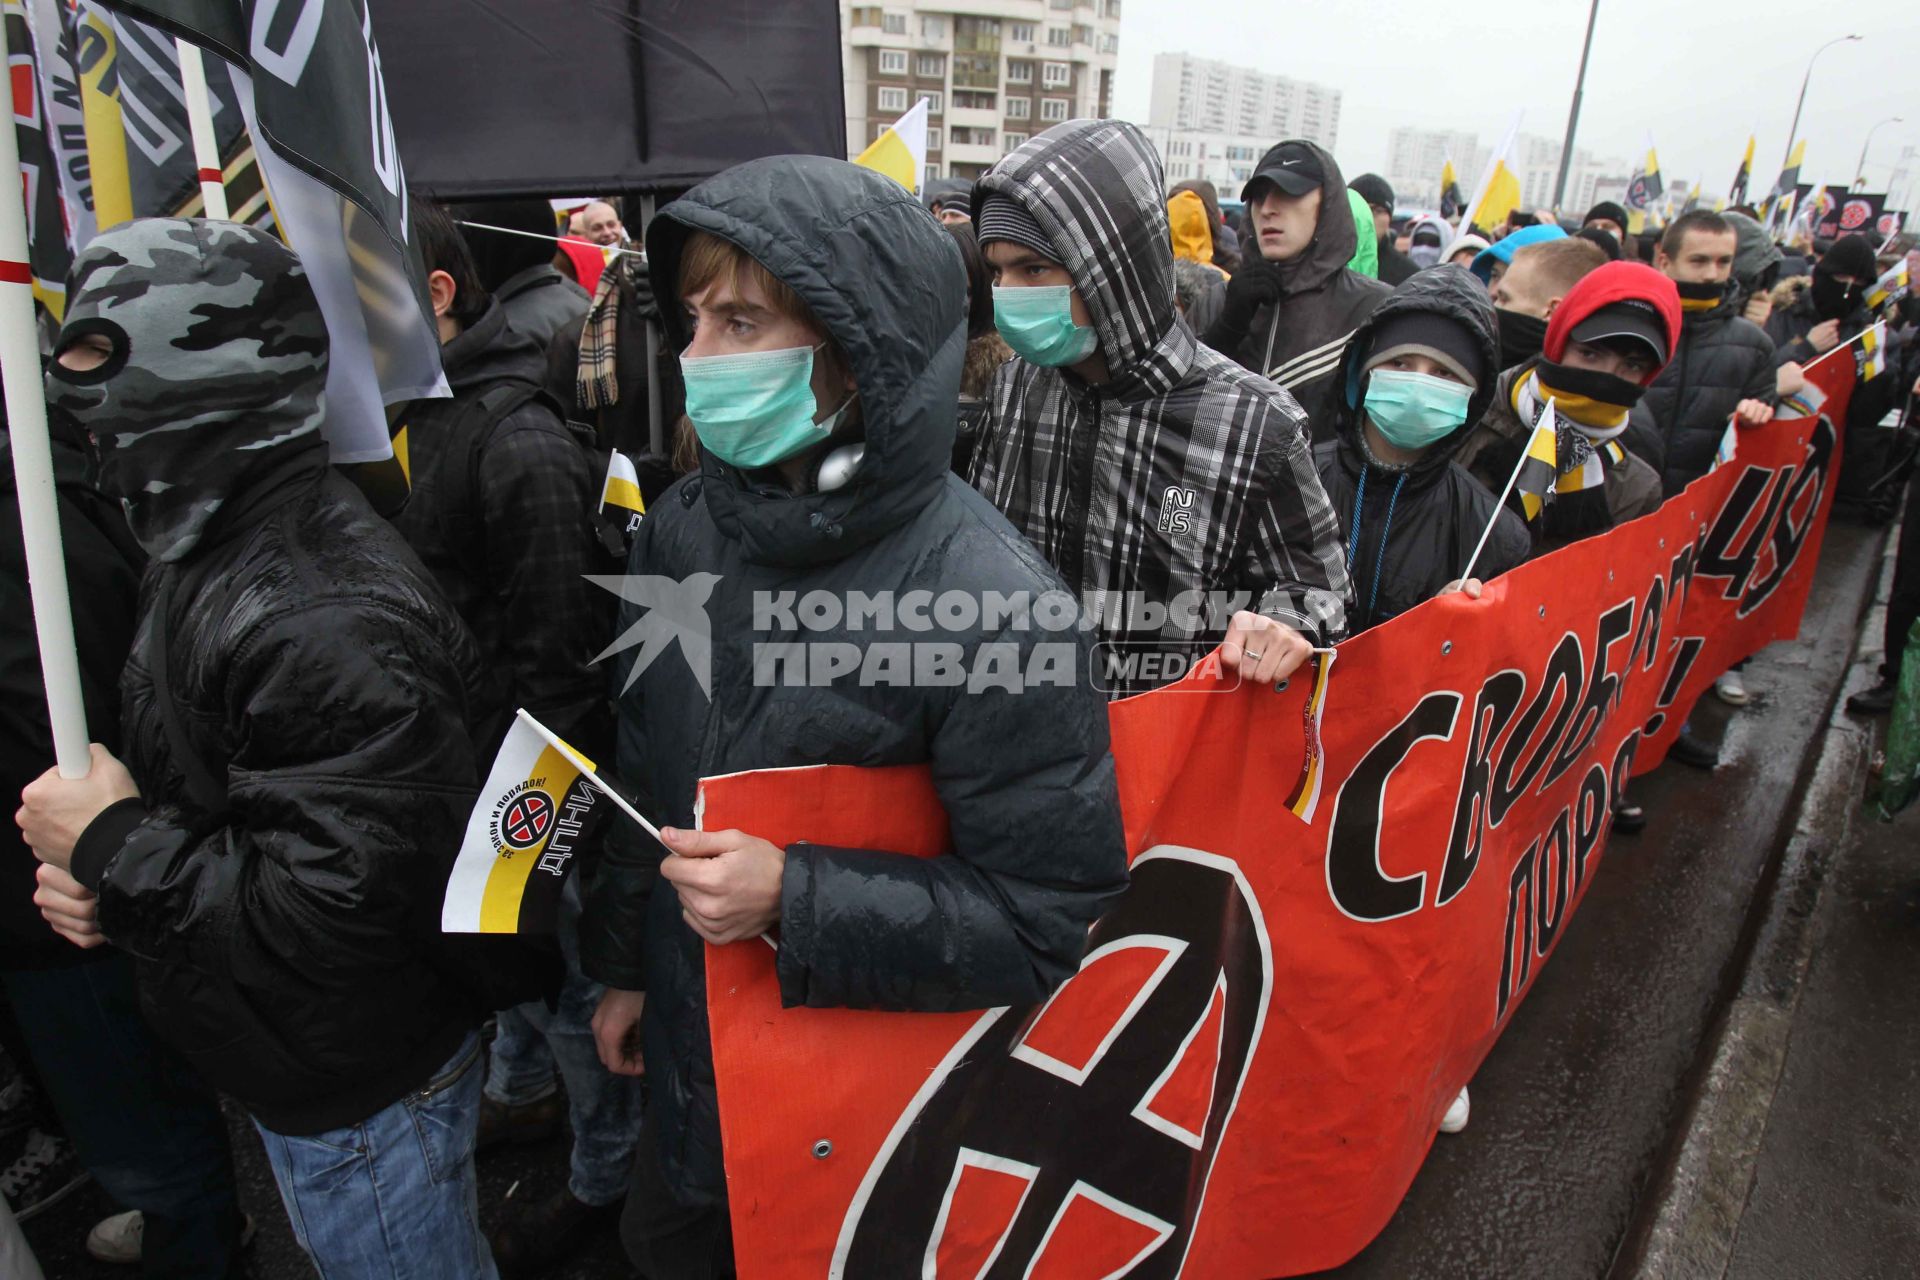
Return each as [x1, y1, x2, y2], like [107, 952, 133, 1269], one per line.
[45, 218, 329, 562]
[975, 119, 1179, 392]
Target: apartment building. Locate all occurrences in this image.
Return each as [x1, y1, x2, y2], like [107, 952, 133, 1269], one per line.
[1387, 125, 1630, 217]
[1139, 53, 1341, 191]
[843, 1, 1124, 183]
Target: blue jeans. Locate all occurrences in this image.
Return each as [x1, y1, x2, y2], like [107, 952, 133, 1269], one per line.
[255, 1034, 496, 1280]
[485, 879, 641, 1206]
[3, 954, 242, 1278]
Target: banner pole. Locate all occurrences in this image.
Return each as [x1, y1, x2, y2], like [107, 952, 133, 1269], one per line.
[0, 17, 89, 779]
[175, 39, 229, 220]
[640, 194, 665, 457]
[1462, 397, 1553, 583]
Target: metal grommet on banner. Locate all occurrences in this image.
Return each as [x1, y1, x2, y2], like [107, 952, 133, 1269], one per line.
[1537, 606, 1546, 618]
[1659, 538, 1666, 548]
[1442, 641, 1453, 655]
[812, 1140, 833, 1160]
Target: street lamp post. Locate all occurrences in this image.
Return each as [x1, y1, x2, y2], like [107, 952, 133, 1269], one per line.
[1855, 117, 1904, 189]
[1783, 34, 1862, 169]
[1551, 0, 1602, 212]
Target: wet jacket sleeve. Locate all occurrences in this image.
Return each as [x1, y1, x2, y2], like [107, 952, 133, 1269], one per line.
[478, 411, 606, 747]
[775, 627, 1128, 1012]
[1241, 411, 1352, 644]
[74, 599, 480, 984]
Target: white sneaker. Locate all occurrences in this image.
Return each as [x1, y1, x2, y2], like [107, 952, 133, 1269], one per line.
[1715, 670, 1750, 706]
[88, 1210, 255, 1265]
[87, 1210, 142, 1265]
[1439, 1086, 1471, 1134]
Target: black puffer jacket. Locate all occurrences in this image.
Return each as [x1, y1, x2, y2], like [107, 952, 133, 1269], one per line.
[1623, 287, 1777, 494]
[391, 298, 606, 755]
[578, 156, 1129, 1206]
[1205, 140, 1391, 436]
[1314, 267, 1532, 630]
[0, 429, 141, 969]
[72, 463, 493, 1135]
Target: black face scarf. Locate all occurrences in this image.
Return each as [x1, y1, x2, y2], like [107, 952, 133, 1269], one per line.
[1495, 308, 1549, 369]
[1532, 359, 1650, 423]
[1675, 279, 1728, 314]
[1809, 268, 1862, 322]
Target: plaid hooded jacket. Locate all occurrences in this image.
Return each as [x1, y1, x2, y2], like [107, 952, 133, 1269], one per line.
[969, 120, 1350, 691]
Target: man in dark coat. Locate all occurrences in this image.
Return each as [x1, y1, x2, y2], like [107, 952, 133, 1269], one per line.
[397, 205, 636, 1271]
[1204, 140, 1391, 436]
[1626, 211, 1778, 494]
[16, 219, 500, 1277]
[579, 156, 1129, 1275]
[450, 198, 592, 350]
[970, 120, 1351, 694]
[1315, 266, 1532, 631]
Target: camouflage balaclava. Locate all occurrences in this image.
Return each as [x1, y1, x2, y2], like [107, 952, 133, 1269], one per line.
[45, 218, 329, 563]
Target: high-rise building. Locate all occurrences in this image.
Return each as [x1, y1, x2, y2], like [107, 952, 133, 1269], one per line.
[843, 2, 1124, 183]
[1142, 52, 1341, 191]
[1385, 125, 1630, 218]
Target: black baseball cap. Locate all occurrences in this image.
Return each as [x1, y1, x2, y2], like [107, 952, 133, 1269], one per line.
[1242, 142, 1323, 201]
[1568, 299, 1667, 362]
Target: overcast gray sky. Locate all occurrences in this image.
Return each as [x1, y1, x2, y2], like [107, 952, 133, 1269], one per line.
[1111, 0, 1920, 205]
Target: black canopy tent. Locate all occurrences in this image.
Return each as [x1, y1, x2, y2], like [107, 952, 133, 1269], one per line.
[370, 0, 847, 199]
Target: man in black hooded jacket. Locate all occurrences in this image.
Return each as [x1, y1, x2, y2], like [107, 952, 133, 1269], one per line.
[578, 156, 1128, 1276]
[16, 218, 499, 1277]
[1204, 140, 1391, 436]
[1315, 266, 1532, 631]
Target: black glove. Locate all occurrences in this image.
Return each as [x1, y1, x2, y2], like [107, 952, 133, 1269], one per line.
[620, 258, 660, 328]
[1208, 260, 1283, 346]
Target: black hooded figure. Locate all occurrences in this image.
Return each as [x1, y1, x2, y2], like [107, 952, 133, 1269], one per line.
[1314, 266, 1532, 630]
[578, 155, 1128, 1266]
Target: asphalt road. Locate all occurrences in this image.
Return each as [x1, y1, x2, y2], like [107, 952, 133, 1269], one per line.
[1319, 520, 1885, 1280]
[19, 521, 1889, 1280]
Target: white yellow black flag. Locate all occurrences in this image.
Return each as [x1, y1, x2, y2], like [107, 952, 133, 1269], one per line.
[443, 710, 607, 934]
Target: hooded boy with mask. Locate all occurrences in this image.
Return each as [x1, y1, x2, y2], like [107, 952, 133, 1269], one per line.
[968, 119, 1351, 695]
[1766, 231, 1876, 366]
[579, 155, 1128, 1273]
[1315, 266, 1531, 632]
[1406, 215, 1451, 271]
[1456, 261, 1679, 553]
[16, 219, 501, 1278]
[1202, 139, 1392, 436]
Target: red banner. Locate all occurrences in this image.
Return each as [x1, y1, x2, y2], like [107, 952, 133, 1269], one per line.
[700, 355, 1853, 1279]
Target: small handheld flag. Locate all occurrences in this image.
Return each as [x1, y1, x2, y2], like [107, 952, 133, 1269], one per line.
[1515, 410, 1560, 521]
[1729, 135, 1754, 207]
[443, 710, 660, 934]
[1462, 399, 1556, 582]
[1867, 259, 1910, 313]
[854, 98, 930, 194]
[1440, 156, 1462, 220]
[600, 450, 645, 517]
[1860, 320, 1888, 381]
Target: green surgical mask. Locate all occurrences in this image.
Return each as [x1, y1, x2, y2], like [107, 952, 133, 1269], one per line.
[680, 343, 848, 470]
[1363, 369, 1472, 451]
[993, 285, 1099, 367]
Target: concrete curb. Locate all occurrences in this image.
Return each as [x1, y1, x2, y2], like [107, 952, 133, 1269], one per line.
[1614, 535, 1896, 1280]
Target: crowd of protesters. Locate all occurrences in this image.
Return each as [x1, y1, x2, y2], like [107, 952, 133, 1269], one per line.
[0, 110, 1913, 1280]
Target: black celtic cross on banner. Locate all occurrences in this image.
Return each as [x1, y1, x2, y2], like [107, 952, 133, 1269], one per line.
[838, 848, 1272, 1278]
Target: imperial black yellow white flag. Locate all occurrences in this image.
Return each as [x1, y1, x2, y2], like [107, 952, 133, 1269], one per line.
[444, 709, 607, 934]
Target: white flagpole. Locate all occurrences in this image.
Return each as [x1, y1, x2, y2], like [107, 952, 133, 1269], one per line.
[0, 17, 88, 778]
[1462, 397, 1555, 583]
[174, 39, 229, 221]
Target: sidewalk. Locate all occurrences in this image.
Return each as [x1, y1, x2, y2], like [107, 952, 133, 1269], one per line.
[1622, 518, 1916, 1280]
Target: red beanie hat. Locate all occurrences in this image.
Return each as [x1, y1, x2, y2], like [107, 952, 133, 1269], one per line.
[1543, 261, 1682, 382]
